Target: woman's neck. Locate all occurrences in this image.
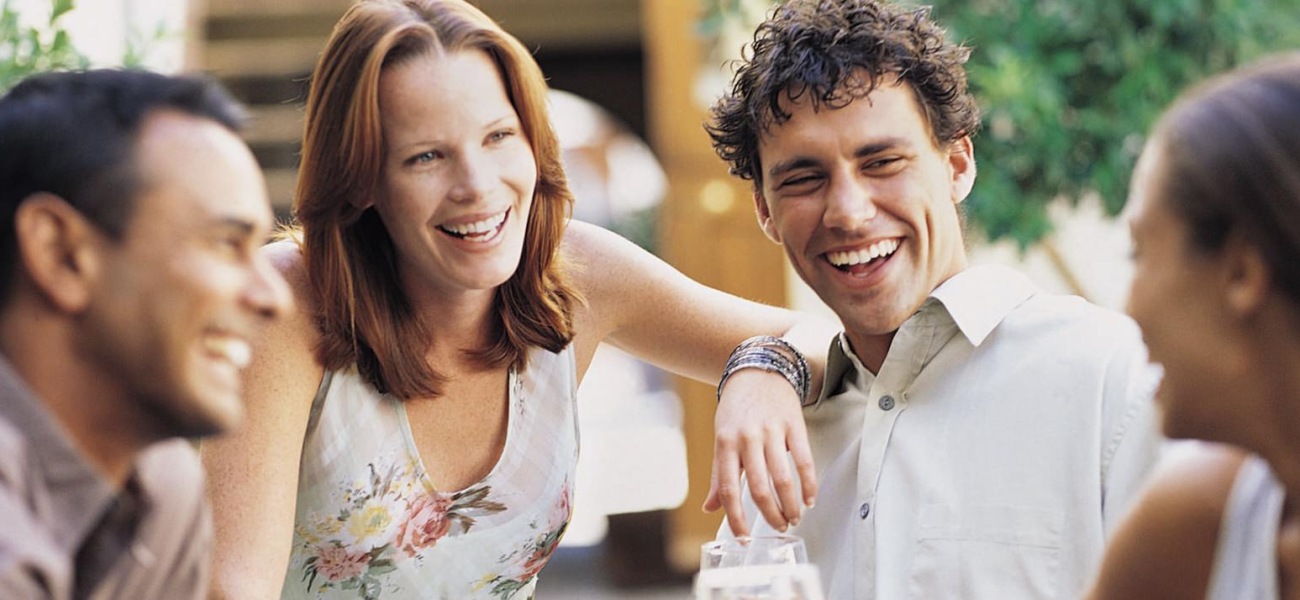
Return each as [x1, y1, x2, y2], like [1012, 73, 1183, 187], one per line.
[402, 279, 500, 360]
[1248, 323, 1300, 496]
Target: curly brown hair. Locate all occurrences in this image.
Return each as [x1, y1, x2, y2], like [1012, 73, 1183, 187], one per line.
[707, 0, 981, 185]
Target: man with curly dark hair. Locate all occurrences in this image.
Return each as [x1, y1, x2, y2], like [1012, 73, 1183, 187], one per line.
[705, 1, 1163, 598]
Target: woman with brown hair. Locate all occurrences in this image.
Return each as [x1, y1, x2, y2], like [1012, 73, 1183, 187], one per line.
[1087, 53, 1300, 600]
[200, 0, 824, 597]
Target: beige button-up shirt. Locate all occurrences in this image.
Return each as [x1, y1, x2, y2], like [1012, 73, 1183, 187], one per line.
[0, 357, 212, 599]
[729, 265, 1162, 599]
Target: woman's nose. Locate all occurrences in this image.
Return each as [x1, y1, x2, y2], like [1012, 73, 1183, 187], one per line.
[447, 151, 494, 203]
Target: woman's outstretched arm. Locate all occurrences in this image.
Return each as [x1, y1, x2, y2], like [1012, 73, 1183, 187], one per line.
[562, 219, 837, 536]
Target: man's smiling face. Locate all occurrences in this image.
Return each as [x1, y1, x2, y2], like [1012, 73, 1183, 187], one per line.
[754, 77, 975, 364]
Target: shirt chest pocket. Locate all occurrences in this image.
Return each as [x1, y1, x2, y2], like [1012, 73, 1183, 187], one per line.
[906, 503, 1063, 600]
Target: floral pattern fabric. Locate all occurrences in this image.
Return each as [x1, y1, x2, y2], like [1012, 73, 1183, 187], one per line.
[281, 346, 579, 599]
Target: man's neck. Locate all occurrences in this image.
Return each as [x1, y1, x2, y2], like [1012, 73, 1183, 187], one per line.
[843, 331, 896, 375]
[1, 313, 148, 488]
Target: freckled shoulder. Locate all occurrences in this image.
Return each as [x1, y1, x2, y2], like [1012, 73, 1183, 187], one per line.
[558, 221, 615, 373]
[558, 220, 603, 286]
[558, 219, 651, 302]
[260, 240, 319, 339]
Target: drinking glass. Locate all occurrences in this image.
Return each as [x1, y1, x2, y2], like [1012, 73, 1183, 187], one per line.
[700, 535, 808, 570]
[695, 535, 824, 600]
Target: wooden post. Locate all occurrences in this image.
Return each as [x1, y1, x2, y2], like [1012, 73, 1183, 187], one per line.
[641, 0, 789, 572]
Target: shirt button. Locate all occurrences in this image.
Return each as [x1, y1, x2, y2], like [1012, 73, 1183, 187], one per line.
[859, 502, 871, 519]
[878, 394, 896, 411]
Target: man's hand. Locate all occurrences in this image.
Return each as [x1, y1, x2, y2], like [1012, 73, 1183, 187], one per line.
[704, 368, 817, 536]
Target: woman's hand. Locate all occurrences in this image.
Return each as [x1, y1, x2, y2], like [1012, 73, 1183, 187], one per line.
[706, 368, 817, 536]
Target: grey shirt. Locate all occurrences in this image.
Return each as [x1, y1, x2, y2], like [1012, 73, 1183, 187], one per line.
[0, 357, 211, 599]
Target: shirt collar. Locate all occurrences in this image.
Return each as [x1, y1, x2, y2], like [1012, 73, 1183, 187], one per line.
[819, 333, 859, 401]
[929, 265, 1038, 347]
[0, 354, 117, 551]
[815, 265, 1038, 401]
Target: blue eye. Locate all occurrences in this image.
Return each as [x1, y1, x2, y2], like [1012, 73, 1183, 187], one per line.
[488, 129, 515, 143]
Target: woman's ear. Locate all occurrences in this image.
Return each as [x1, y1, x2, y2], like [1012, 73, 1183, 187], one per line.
[1222, 232, 1271, 318]
[13, 193, 103, 313]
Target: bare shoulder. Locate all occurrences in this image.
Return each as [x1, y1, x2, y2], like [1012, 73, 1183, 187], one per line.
[559, 221, 623, 371]
[559, 219, 641, 292]
[559, 218, 621, 254]
[559, 219, 697, 305]
[258, 239, 320, 357]
[262, 239, 311, 307]
[210, 238, 322, 440]
[1087, 442, 1248, 600]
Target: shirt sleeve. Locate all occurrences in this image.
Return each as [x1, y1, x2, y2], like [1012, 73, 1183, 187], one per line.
[1098, 329, 1164, 535]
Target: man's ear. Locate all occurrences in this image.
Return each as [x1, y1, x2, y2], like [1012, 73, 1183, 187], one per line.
[13, 193, 104, 313]
[753, 190, 782, 244]
[1221, 232, 1270, 319]
[948, 136, 977, 204]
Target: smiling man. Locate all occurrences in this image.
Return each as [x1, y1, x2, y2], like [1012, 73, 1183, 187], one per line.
[0, 69, 292, 598]
[706, 1, 1162, 598]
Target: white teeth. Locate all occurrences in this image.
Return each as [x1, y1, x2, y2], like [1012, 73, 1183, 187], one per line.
[827, 239, 900, 267]
[439, 210, 507, 237]
[205, 337, 251, 369]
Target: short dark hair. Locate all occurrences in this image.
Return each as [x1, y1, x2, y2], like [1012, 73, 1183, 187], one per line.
[707, 0, 981, 185]
[1149, 53, 1300, 304]
[0, 68, 247, 298]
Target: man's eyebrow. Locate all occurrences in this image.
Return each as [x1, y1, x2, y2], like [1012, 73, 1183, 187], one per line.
[853, 139, 906, 159]
[767, 157, 820, 180]
[209, 215, 258, 236]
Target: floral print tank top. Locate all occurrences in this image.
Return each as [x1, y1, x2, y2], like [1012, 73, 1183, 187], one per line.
[280, 346, 579, 599]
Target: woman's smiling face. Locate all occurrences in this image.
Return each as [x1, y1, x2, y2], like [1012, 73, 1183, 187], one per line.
[1125, 141, 1244, 440]
[374, 49, 537, 300]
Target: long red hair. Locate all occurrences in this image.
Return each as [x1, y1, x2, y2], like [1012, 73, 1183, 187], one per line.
[293, 0, 580, 398]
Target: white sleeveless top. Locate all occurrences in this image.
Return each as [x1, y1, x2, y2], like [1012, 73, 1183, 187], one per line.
[1206, 454, 1285, 600]
[280, 346, 579, 599]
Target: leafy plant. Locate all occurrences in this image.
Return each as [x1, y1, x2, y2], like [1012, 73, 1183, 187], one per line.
[930, 0, 1300, 247]
[0, 0, 89, 92]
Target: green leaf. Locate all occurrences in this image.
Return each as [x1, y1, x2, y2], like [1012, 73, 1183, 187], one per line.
[0, 0, 91, 93]
[916, 0, 1300, 246]
[51, 0, 74, 22]
[361, 577, 382, 600]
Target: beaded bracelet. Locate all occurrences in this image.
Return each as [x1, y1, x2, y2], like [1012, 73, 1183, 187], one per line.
[716, 335, 812, 407]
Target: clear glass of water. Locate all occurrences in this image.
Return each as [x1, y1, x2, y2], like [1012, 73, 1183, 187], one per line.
[700, 535, 809, 570]
[696, 535, 824, 600]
